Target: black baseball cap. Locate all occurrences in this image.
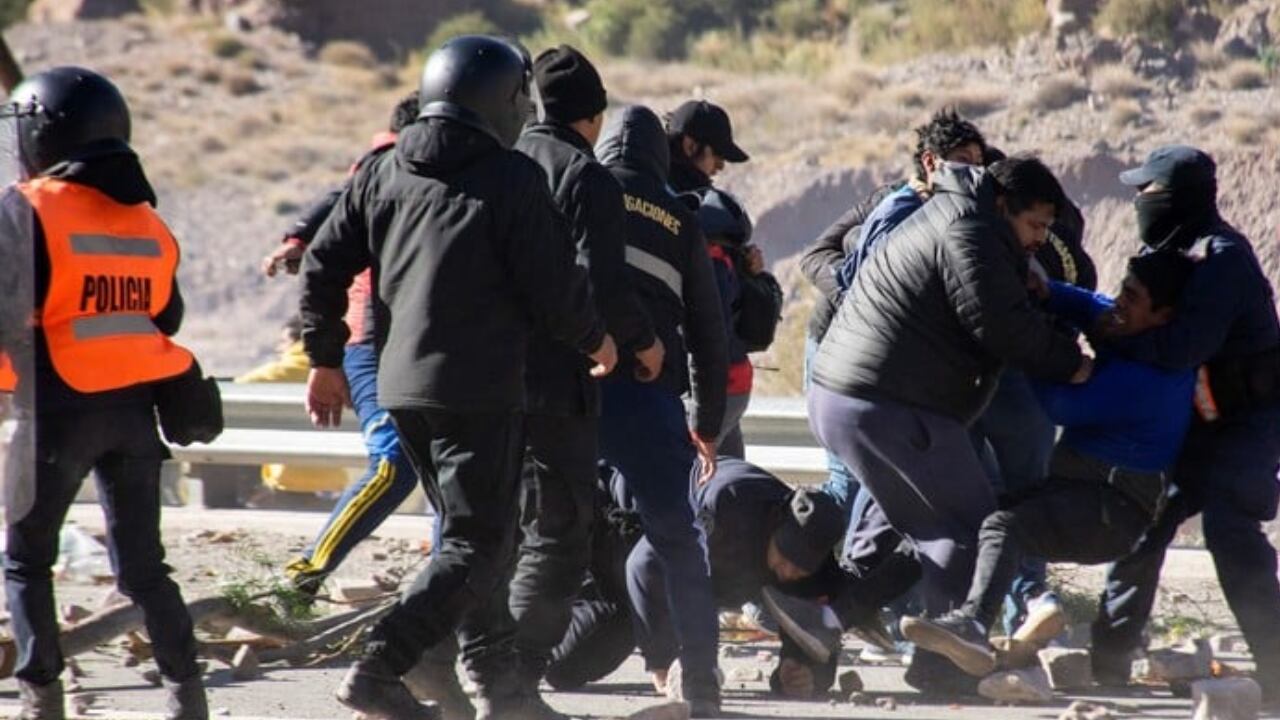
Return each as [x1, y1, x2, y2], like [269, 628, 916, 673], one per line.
[668, 100, 749, 163]
[1119, 145, 1216, 190]
[772, 489, 844, 574]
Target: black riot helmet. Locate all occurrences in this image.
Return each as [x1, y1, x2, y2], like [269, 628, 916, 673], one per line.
[5, 66, 132, 177]
[695, 187, 753, 246]
[418, 35, 533, 149]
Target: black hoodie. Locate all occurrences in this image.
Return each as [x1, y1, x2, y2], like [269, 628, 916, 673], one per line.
[301, 118, 605, 413]
[597, 106, 727, 439]
[0, 150, 183, 412]
[516, 122, 655, 416]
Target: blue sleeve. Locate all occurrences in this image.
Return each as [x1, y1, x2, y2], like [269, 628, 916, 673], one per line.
[837, 189, 921, 290]
[1103, 246, 1247, 370]
[1045, 282, 1112, 332]
[1032, 360, 1158, 427]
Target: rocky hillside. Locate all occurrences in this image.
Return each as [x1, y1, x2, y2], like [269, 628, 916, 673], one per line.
[4, 2, 1278, 393]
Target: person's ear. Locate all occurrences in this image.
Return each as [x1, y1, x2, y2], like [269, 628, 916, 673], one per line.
[921, 149, 938, 175]
[681, 135, 699, 159]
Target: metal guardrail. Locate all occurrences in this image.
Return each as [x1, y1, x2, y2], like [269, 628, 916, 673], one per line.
[171, 383, 830, 485]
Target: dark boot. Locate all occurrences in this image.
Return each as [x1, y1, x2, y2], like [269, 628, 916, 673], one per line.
[163, 676, 209, 720]
[336, 656, 441, 720]
[402, 651, 475, 720]
[18, 679, 65, 720]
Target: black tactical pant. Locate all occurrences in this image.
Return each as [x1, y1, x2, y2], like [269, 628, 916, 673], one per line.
[508, 413, 599, 679]
[4, 404, 199, 686]
[961, 477, 1152, 629]
[366, 409, 524, 688]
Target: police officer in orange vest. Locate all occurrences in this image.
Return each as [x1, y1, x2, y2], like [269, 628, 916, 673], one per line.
[0, 67, 207, 720]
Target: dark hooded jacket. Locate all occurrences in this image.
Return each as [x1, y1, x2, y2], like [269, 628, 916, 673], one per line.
[799, 183, 898, 342]
[300, 118, 605, 413]
[596, 106, 728, 439]
[812, 165, 1083, 423]
[0, 151, 184, 412]
[516, 122, 656, 416]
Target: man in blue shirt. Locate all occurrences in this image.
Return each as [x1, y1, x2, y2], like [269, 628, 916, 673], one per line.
[898, 251, 1196, 677]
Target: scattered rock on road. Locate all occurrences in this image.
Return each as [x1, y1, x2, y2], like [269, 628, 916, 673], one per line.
[1058, 700, 1113, 720]
[978, 667, 1053, 704]
[231, 644, 260, 681]
[1143, 639, 1213, 683]
[1191, 677, 1262, 720]
[1038, 647, 1092, 690]
[838, 668, 864, 694]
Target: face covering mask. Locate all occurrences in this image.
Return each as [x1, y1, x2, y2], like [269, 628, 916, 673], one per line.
[1134, 189, 1184, 250]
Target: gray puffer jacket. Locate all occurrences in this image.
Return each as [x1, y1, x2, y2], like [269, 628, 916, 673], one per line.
[811, 165, 1082, 424]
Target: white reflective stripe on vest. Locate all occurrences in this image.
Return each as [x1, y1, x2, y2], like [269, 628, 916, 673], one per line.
[72, 313, 159, 340]
[70, 234, 163, 257]
[625, 246, 682, 301]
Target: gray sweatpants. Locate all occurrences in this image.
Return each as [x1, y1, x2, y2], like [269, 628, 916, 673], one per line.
[808, 385, 995, 616]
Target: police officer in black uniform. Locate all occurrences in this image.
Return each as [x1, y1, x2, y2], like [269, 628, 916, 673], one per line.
[507, 46, 662, 719]
[1090, 146, 1280, 702]
[597, 104, 728, 717]
[300, 36, 616, 720]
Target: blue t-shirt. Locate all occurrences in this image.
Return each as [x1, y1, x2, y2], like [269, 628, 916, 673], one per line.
[836, 184, 923, 291]
[1033, 282, 1195, 473]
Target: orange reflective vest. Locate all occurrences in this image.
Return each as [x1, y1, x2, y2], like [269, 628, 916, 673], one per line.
[16, 177, 193, 393]
[0, 351, 15, 392]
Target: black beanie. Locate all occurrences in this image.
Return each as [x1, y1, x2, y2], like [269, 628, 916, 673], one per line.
[772, 489, 844, 574]
[533, 45, 607, 124]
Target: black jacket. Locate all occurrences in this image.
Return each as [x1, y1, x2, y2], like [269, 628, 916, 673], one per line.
[799, 183, 897, 341]
[300, 118, 605, 413]
[516, 122, 656, 416]
[0, 151, 183, 412]
[597, 107, 728, 439]
[812, 165, 1082, 423]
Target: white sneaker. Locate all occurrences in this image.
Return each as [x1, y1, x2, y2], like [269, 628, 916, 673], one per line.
[1013, 592, 1067, 648]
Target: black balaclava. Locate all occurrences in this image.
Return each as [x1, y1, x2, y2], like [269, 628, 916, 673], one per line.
[1134, 182, 1218, 251]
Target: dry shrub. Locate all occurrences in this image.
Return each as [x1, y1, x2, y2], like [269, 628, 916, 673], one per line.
[224, 72, 262, 97]
[1189, 40, 1228, 74]
[821, 61, 882, 107]
[881, 84, 928, 110]
[165, 59, 192, 77]
[1222, 60, 1267, 90]
[1108, 98, 1143, 129]
[1189, 105, 1221, 127]
[196, 67, 222, 84]
[1092, 64, 1149, 98]
[207, 33, 246, 59]
[199, 136, 227, 154]
[935, 87, 1006, 118]
[1033, 75, 1088, 110]
[1224, 114, 1265, 146]
[318, 41, 377, 70]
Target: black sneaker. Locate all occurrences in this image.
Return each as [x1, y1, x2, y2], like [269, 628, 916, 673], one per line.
[401, 655, 475, 720]
[760, 587, 842, 664]
[336, 657, 441, 720]
[899, 611, 996, 677]
[903, 648, 979, 697]
[17, 679, 65, 720]
[838, 601, 898, 653]
[163, 676, 209, 720]
[1091, 656, 1131, 688]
